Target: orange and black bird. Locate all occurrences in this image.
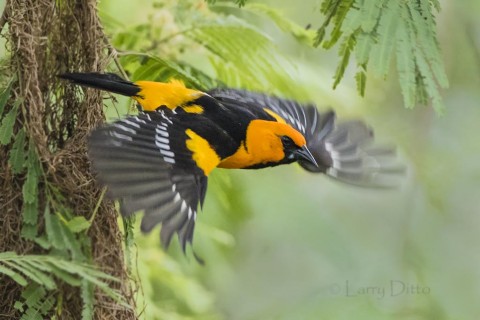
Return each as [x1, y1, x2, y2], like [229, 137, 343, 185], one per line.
[60, 73, 401, 251]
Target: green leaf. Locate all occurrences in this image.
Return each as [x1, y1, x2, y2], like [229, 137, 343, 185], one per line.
[44, 206, 66, 250]
[14, 301, 24, 311]
[0, 100, 20, 145]
[22, 168, 38, 204]
[355, 69, 367, 96]
[33, 236, 51, 250]
[355, 32, 374, 65]
[18, 283, 54, 320]
[415, 48, 444, 113]
[322, 0, 355, 49]
[124, 53, 205, 89]
[0, 251, 17, 259]
[396, 10, 416, 108]
[360, 0, 384, 32]
[369, 0, 400, 76]
[341, 3, 362, 35]
[21, 223, 38, 240]
[21, 264, 57, 291]
[81, 280, 94, 320]
[187, 17, 302, 95]
[22, 145, 40, 204]
[9, 128, 27, 174]
[20, 284, 47, 318]
[4, 261, 56, 290]
[0, 252, 128, 311]
[66, 216, 91, 233]
[333, 34, 356, 89]
[48, 264, 82, 286]
[0, 264, 28, 286]
[314, 26, 326, 47]
[407, 1, 448, 89]
[22, 199, 38, 225]
[59, 220, 85, 261]
[315, 0, 447, 111]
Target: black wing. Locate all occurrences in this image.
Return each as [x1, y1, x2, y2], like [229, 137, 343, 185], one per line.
[88, 111, 207, 250]
[209, 88, 404, 187]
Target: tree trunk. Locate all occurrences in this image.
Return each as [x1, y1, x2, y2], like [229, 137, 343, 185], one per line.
[0, 0, 137, 318]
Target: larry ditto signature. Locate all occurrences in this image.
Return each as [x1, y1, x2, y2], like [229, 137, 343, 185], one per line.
[328, 280, 431, 299]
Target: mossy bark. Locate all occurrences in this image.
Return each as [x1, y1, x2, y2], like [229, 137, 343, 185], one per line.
[0, 0, 137, 318]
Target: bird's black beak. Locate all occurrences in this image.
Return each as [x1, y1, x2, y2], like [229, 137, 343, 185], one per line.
[296, 145, 318, 167]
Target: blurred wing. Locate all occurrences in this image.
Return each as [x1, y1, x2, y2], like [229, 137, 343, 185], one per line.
[209, 88, 404, 187]
[88, 111, 207, 250]
[300, 118, 405, 187]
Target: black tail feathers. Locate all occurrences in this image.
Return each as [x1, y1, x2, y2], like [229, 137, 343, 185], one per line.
[58, 72, 140, 97]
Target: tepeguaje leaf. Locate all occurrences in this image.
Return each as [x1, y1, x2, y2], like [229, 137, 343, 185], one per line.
[314, 0, 448, 111]
[369, 0, 400, 76]
[333, 34, 356, 89]
[395, 10, 416, 108]
[360, 0, 384, 32]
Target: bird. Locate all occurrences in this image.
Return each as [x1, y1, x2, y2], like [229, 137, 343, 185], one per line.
[59, 72, 402, 252]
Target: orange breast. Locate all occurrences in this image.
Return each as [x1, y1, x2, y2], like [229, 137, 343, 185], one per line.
[218, 120, 291, 169]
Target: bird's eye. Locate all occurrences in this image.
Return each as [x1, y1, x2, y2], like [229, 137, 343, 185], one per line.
[281, 136, 295, 147]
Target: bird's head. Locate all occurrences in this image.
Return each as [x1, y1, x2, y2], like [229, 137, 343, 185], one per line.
[255, 120, 318, 167]
[279, 134, 318, 167]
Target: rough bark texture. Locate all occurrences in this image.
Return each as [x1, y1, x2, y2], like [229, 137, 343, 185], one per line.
[0, 0, 137, 318]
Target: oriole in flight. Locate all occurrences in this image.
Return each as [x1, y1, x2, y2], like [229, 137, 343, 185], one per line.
[60, 73, 401, 252]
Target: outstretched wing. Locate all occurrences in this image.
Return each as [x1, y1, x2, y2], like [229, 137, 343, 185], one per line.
[209, 88, 315, 137]
[209, 88, 404, 187]
[88, 111, 211, 250]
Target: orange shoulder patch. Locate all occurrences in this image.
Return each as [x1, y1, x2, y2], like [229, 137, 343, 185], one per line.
[185, 129, 220, 175]
[134, 79, 204, 111]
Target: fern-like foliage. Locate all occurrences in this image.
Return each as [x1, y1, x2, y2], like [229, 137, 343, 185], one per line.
[186, 17, 304, 95]
[102, 8, 309, 98]
[1, 251, 127, 320]
[315, 0, 448, 112]
[0, 80, 129, 319]
[221, 3, 317, 45]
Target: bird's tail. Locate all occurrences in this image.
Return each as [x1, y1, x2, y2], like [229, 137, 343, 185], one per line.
[58, 72, 140, 97]
[299, 112, 405, 188]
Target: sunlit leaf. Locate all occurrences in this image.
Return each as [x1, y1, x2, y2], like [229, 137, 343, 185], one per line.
[66, 216, 91, 234]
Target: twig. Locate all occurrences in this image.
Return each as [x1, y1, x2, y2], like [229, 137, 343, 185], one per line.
[103, 34, 129, 81]
[155, 27, 194, 45]
[89, 187, 107, 224]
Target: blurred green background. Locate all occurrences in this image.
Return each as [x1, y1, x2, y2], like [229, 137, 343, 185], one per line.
[98, 1, 480, 319]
